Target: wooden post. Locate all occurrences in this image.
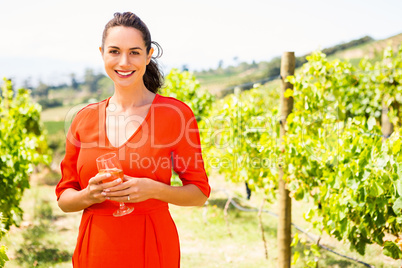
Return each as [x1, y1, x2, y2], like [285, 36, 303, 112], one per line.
[278, 52, 295, 268]
[381, 98, 393, 141]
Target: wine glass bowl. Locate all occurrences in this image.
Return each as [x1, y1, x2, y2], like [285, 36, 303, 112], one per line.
[96, 152, 134, 217]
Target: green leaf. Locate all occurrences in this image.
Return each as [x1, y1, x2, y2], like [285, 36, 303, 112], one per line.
[291, 232, 299, 247]
[367, 117, 377, 131]
[383, 241, 402, 259]
[393, 197, 402, 216]
[294, 186, 305, 201]
[284, 88, 294, 98]
[398, 163, 402, 180]
[396, 179, 402, 197]
[0, 245, 8, 268]
[375, 181, 384, 196]
[291, 251, 300, 265]
[393, 139, 401, 155]
[311, 244, 321, 257]
[286, 75, 296, 84]
[304, 208, 314, 220]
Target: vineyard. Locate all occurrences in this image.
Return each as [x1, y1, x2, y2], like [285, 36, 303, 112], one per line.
[1, 45, 402, 267]
[197, 45, 402, 266]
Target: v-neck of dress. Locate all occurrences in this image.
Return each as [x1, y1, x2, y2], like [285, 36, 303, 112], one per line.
[103, 94, 159, 149]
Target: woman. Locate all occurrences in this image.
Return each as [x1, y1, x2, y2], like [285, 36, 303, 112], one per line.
[56, 12, 210, 267]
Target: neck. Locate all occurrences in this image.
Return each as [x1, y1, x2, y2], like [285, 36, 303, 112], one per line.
[110, 83, 155, 111]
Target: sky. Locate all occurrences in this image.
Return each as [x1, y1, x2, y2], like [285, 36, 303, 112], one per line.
[1, 0, 402, 87]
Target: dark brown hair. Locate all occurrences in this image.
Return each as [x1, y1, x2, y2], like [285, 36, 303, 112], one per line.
[102, 12, 163, 93]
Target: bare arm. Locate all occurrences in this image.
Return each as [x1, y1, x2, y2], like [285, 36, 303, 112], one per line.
[57, 173, 123, 212]
[154, 183, 208, 206]
[102, 176, 208, 206]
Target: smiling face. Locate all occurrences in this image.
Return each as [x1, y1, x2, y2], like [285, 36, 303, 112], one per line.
[100, 26, 154, 90]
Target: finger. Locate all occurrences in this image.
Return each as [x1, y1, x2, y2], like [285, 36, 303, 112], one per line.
[107, 195, 136, 203]
[101, 177, 123, 188]
[103, 187, 131, 197]
[103, 180, 130, 192]
[123, 175, 134, 181]
[90, 173, 112, 184]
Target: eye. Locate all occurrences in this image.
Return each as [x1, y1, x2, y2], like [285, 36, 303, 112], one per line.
[130, 51, 140, 55]
[109, 50, 119, 54]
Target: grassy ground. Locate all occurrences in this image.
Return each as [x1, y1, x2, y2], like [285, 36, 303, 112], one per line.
[40, 104, 87, 122]
[43, 121, 67, 135]
[2, 171, 401, 268]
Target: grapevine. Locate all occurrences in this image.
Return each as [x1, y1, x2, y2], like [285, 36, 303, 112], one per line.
[0, 79, 50, 266]
[285, 47, 402, 259]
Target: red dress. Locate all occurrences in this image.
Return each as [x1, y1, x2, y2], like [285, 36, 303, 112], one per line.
[55, 94, 211, 268]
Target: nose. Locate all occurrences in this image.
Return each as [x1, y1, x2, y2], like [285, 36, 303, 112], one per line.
[119, 53, 130, 67]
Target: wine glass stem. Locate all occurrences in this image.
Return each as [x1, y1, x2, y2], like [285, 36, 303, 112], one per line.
[119, 202, 127, 209]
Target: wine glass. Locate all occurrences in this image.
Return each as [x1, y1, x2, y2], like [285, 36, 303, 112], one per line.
[96, 152, 134, 217]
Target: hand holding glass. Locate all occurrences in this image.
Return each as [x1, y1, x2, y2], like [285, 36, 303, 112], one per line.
[96, 152, 134, 217]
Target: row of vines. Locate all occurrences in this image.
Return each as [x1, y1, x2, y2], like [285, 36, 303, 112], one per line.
[285, 48, 402, 261]
[0, 79, 49, 267]
[187, 46, 402, 265]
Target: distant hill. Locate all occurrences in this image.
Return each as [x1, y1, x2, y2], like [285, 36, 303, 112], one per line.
[331, 33, 402, 62]
[196, 33, 402, 96]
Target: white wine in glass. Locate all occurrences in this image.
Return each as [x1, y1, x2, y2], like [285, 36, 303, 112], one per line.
[96, 152, 134, 217]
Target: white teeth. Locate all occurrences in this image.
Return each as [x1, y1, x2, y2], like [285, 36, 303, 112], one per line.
[116, 71, 134, 76]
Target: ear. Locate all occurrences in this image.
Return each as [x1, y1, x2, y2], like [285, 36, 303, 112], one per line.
[99, 47, 103, 55]
[146, 47, 154, 65]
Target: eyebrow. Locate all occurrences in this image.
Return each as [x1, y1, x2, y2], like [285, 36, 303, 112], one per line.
[108, 46, 143, 50]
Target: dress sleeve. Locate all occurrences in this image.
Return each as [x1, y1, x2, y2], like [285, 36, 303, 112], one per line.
[172, 108, 211, 197]
[55, 119, 82, 200]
